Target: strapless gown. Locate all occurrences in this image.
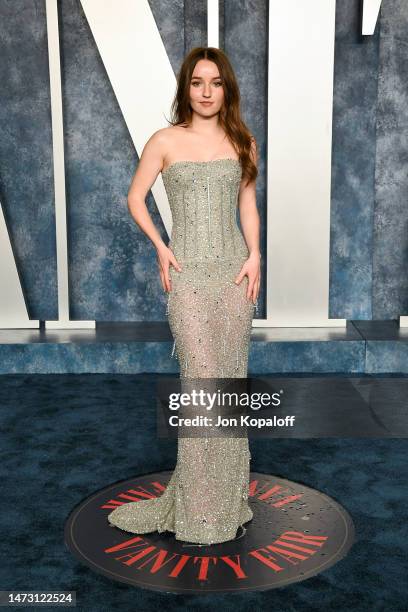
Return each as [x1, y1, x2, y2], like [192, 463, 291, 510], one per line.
[108, 158, 255, 544]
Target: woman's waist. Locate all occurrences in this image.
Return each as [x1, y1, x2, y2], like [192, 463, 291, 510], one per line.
[170, 252, 248, 262]
[169, 235, 248, 260]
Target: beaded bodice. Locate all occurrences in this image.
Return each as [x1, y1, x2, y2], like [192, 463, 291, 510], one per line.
[162, 158, 249, 261]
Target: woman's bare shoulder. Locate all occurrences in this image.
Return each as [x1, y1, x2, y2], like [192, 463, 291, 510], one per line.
[148, 125, 187, 147]
[148, 125, 189, 161]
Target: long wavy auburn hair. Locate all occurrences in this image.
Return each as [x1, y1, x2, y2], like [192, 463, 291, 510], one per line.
[167, 46, 258, 186]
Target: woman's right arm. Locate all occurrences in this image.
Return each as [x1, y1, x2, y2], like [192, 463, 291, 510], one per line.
[127, 129, 182, 293]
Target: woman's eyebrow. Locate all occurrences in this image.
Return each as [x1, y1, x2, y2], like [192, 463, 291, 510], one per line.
[191, 76, 222, 80]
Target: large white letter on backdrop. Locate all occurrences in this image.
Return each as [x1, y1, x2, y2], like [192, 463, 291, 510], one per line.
[0, 204, 39, 328]
[260, 0, 342, 327]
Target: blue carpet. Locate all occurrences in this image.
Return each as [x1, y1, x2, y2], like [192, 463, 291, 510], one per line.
[0, 374, 406, 611]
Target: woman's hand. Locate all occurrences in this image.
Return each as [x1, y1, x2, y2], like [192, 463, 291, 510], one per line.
[156, 243, 182, 292]
[234, 251, 261, 304]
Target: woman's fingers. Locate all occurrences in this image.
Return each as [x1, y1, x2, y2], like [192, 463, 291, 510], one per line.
[171, 254, 182, 272]
[234, 264, 246, 286]
[247, 275, 256, 301]
[248, 271, 260, 303]
[164, 265, 171, 292]
[235, 260, 261, 302]
[156, 246, 180, 293]
[159, 268, 166, 292]
[254, 275, 260, 302]
[157, 257, 165, 292]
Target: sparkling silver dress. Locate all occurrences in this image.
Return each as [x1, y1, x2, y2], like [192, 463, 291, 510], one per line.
[108, 158, 255, 544]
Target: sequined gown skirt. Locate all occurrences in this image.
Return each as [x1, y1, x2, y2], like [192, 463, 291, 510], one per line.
[108, 158, 255, 544]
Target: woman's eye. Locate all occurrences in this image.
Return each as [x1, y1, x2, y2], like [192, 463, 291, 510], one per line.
[214, 82, 222, 87]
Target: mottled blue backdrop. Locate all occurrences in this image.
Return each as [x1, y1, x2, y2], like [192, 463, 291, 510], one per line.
[0, 0, 406, 321]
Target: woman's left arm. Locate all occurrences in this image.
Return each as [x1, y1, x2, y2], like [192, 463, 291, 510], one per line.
[235, 138, 261, 304]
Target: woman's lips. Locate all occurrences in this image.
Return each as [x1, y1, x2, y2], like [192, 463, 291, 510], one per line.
[200, 102, 213, 106]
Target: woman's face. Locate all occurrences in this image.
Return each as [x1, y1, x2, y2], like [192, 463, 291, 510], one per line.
[189, 59, 224, 117]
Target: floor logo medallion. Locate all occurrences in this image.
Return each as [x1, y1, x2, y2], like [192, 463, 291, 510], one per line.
[65, 471, 355, 593]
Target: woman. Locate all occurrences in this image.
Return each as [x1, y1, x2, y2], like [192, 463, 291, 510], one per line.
[108, 46, 261, 545]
